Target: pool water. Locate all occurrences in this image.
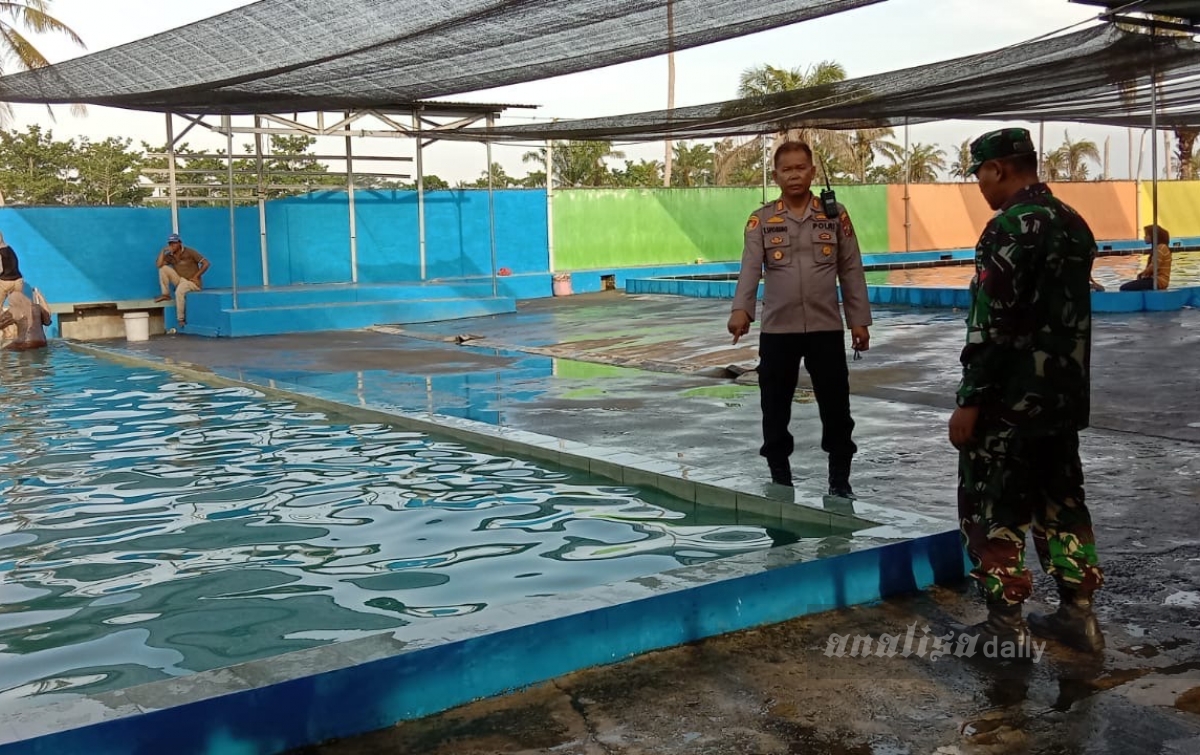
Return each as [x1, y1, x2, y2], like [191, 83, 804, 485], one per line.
[866, 251, 1200, 289]
[0, 348, 817, 701]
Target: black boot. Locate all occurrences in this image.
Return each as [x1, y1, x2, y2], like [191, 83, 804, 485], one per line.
[827, 455, 855, 499]
[767, 458, 793, 487]
[952, 602, 1036, 663]
[1028, 588, 1105, 653]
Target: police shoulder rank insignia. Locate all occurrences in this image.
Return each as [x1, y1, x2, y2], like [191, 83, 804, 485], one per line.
[819, 232, 833, 241]
[772, 250, 784, 260]
[746, 215, 759, 231]
[840, 211, 854, 238]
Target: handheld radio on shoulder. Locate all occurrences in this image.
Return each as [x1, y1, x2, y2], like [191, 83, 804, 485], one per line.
[819, 160, 838, 218]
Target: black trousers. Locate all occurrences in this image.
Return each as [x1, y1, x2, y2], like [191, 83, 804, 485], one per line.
[758, 331, 857, 462]
[1118, 277, 1154, 292]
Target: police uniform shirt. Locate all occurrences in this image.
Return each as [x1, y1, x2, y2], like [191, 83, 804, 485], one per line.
[731, 195, 872, 333]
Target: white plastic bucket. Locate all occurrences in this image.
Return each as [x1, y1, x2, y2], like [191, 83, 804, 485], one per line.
[123, 311, 150, 342]
[552, 273, 573, 297]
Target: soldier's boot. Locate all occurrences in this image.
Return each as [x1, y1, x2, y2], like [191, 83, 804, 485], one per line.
[827, 455, 855, 499]
[1027, 588, 1105, 653]
[767, 458, 793, 487]
[953, 602, 1035, 663]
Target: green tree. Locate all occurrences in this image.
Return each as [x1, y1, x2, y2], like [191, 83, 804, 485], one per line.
[670, 142, 714, 187]
[610, 159, 663, 187]
[0, 1, 86, 122]
[1047, 131, 1100, 182]
[466, 162, 514, 188]
[522, 140, 625, 187]
[1175, 128, 1198, 180]
[73, 136, 148, 205]
[948, 139, 973, 182]
[0, 124, 73, 204]
[714, 136, 765, 187]
[879, 142, 946, 184]
[518, 170, 546, 188]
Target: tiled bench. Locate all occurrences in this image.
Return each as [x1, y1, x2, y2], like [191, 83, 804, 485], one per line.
[47, 299, 174, 340]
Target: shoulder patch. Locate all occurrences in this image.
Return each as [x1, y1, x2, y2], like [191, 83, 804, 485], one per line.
[839, 211, 854, 239]
[746, 215, 760, 232]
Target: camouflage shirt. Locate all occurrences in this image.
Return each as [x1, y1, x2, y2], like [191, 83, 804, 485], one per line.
[956, 183, 1095, 435]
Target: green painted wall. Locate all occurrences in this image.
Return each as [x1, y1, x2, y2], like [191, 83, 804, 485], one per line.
[554, 186, 888, 271]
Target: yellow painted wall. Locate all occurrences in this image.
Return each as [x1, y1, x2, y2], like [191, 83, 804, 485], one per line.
[886, 182, 1138, 252]
[1138, 181, 1200, 239]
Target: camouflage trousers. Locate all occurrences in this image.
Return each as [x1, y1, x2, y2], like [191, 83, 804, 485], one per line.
[958, 429, 1103, 605]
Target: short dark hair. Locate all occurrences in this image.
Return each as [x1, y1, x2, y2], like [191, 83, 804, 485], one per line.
[1145, 224, 1170, 244]
[1000, 152, 1038, 175]
[774, 141, 814, 167]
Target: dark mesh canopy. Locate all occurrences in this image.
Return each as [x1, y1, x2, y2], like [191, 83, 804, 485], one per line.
[444, 24, 1200, 141]
[0, 0, 884, 113]
[1072, 0, 1200, 25]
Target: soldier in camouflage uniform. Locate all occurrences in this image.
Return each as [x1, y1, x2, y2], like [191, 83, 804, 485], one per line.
[948, 128, 1105, 655]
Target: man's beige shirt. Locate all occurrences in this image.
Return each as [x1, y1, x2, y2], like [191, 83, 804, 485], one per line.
[731, 195, 872, 333]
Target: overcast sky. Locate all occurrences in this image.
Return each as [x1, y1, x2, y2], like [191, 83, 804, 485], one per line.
[6, 0, 1171, 183]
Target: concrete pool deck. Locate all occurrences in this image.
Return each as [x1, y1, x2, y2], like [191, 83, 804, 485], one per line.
[7, 291, 1200, 755]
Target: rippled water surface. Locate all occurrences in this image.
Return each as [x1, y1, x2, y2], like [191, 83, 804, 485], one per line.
[0, 349, 801, 701]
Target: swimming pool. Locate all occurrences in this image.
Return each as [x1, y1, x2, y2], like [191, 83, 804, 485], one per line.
[867, 251, 1200, 289]
[0, 348, 827, 703]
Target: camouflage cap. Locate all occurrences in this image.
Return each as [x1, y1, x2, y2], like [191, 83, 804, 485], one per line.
[966, 127, 1036, 176]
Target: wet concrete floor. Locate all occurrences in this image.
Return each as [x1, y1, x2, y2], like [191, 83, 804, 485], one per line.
[115, 292, 1200, 754]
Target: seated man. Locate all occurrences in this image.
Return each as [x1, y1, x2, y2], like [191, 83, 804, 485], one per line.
[155, 233, 210, 327]
[0, 287, 51, 351]
[1120, 224, 1172, 292]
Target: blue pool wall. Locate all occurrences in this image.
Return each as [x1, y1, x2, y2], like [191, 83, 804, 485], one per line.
[1, 528, 966, 755]
[2, 196, 1192, 319]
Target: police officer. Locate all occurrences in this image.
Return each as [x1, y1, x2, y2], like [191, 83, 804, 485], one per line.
[727, 141, 871, 497]
[950, 127, 1104, 655]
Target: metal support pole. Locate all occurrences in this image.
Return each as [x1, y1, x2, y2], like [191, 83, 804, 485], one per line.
[346, 111, 359, 284]
[226, 117, 239, 310]
[254, 116, 269, 287]
[546, 138, 556, 272]
[1128, 127, 1134, 181]
[486, 114, 498, 298]
[761, 134, 769, 203]
[903, 119, 911, 253]
[1038, 122, 1045, 177]
[414, 111, 427, 281]
[1151, 63, 1160, 291]
[166, 113, 179, 233]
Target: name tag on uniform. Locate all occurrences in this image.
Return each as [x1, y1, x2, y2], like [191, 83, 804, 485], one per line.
[763, 224, 788, 237]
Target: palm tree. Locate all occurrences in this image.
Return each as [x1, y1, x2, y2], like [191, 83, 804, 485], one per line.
[0, 1, 85, 122]
[1049, 131, 1100, 182]
[671, 141, 714, 187]
[1175, 128, 1199, 179]
[715, 61, 854, 185]
[522, 140, 625, 187]
[888, 143, 946, 183]
[1043, 150, 1067, 182]
[844, 128, 901, 184]
[948, 139, 973, 182]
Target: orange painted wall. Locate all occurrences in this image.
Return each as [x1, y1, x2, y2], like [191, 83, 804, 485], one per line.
[886, 182, 1138, 251]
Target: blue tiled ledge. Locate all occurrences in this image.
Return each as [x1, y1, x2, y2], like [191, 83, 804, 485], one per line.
[0, 530, 965, 755]
[626, 277, 1200, 313]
